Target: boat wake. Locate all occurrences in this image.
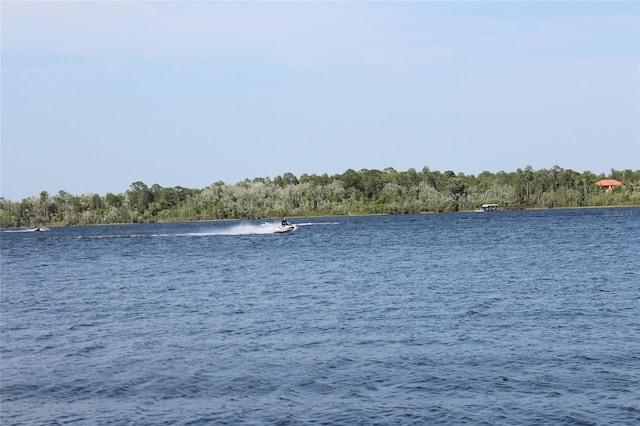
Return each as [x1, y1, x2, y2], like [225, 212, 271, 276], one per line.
[2, 221, 340, 239]
[2, 227, 51, 233]
[187, 221, 339, 236]
[188, 223, 296, 236]
[292, 221, 340, 227]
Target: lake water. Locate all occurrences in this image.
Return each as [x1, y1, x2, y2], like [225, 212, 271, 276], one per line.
[1, 208, 639, 425]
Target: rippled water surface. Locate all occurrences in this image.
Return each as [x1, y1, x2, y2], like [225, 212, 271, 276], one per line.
[2, 208, 639, 425]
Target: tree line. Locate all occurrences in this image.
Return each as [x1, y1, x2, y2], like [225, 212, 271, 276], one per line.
[1, 165, 639, 228]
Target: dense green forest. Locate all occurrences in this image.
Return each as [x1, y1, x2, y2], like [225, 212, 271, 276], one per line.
[1, 166, 639, 228]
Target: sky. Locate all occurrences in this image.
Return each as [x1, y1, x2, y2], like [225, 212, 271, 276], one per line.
[1, 0, 639, 201]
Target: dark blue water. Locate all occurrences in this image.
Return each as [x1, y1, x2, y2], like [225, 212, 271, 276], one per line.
[2, 208, 639, 425]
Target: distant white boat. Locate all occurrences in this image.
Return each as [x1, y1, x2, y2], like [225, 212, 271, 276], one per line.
[475, 204, 499, 212]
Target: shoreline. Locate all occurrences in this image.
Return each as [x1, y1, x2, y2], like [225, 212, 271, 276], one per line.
[3, 204, 639, 230]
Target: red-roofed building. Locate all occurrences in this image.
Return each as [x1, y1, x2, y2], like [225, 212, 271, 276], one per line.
[595, 179, 622, 193]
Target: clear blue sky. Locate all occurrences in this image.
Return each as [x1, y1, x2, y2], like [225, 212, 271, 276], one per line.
[2, 1, 639, 201]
